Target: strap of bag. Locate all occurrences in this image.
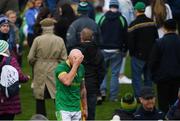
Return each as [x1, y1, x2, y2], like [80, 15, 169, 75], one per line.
[5, 57, 11, 65]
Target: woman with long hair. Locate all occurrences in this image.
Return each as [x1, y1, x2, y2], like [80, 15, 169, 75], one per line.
[54, 3, 77, 46]
[145, 0, 172, 38]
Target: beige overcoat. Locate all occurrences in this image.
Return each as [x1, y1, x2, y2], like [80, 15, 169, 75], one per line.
[28, 28, 67, 99]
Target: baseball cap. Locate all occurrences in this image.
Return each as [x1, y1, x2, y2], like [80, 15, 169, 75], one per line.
[140, 86, 155, 99]
[134, 2, 145, 11]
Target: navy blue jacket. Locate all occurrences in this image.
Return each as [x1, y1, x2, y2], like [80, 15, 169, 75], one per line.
[134, 106, 165, 120]
[112, 109, 134, 120]
[149, 33, 180, 83]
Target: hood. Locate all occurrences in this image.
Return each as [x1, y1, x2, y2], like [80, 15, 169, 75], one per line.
[105, 11, 122, 20]
[77, 42, 98, 64]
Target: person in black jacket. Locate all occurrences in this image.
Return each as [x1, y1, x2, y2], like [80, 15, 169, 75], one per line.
[54, 3, 77, 46]
[134, 86, 165, 120]
[128, 2, 158, 99]
[98, 0, 128, 102]
[149, 19, 180, 113]
[77, 28, 105, 120]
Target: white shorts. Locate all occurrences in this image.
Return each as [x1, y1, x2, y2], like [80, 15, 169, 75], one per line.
[56, 110, 81, 121]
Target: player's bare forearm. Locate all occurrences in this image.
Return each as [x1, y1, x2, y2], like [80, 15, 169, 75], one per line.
[81, 81, 88, 118]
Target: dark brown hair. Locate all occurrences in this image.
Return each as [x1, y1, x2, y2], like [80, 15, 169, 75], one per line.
[151, 0, 167, 27]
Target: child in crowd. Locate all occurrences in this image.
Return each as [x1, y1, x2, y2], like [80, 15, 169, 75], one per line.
[0, 40, 29, 120]
[77, 27, 105, 120]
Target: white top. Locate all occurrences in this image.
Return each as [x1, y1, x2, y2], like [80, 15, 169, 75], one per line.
[145, 4, 172, 20]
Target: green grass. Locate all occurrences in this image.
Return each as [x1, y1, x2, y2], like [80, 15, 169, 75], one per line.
[15, 48, 133, 120]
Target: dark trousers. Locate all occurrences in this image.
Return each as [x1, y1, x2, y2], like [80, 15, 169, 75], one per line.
[157, 80, 180, 113]
[0, 114, 15, 120]
[87, 94, 97, 120]
[36, 86, 52, 116]
[36, 99, 47, 116]
[27, 33, 35, 47]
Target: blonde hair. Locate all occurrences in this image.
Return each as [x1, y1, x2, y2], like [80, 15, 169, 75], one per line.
[80, 28, 94, 42]
[27, 0, 43, 8]
[151, 0, 167, 27]
[5, 10, 16, 17]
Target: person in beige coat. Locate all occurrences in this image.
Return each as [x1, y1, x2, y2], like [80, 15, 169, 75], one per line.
[28, 18, 67, 116]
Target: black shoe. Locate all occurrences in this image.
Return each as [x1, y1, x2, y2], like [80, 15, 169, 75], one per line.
[101, 91, 106, 101]
[102, 95, 106, 101]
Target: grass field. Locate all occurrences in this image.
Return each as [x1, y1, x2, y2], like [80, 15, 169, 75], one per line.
[14, 47, 133, 120]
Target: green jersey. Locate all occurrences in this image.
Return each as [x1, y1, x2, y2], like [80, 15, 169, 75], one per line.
[55, 60, 85, 112]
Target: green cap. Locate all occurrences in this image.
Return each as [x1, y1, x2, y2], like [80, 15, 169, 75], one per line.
[134, 2, 145, 11]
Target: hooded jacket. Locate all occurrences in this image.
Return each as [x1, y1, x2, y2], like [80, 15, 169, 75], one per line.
[98, 11, 128, 52]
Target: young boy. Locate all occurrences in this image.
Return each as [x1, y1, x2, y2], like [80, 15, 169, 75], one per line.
[77, 27, 105, 120]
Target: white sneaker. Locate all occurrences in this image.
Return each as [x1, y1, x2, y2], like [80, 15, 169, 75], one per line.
[119, 75, 132, 84]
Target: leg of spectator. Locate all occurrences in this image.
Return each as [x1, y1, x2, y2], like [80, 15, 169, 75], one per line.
[143, 64, 153, 87]
[109, 52, 123, 101]
[100, 51, 110, 98]
[131, 57, 144, 98]
[157, 82, 170, 113]
[36, 99, 46, 116]
[87, 94, 97, 120]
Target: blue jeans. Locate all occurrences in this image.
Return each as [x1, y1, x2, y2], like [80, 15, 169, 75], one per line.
[131, 56, 152, 97]
[100, 51, 123, 100]
[87, 94, 97, 120]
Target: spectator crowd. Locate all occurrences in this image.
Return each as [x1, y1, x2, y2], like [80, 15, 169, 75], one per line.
[0, 0, 180, 120]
